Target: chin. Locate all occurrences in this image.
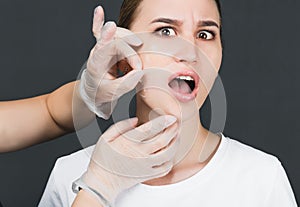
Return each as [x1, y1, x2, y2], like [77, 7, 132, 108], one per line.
[138, 88, 200, 123]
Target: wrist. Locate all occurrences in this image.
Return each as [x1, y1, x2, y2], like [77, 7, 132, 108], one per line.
[72, 176, 113, 207]
[72, 190, 104, 207]
[82, 166, 120, 204]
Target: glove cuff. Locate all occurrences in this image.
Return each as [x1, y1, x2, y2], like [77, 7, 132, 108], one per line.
[79, 69, 111, 119]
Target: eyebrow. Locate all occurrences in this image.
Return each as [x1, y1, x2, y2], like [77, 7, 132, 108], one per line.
[150, 18, 219, 28]
[198, 20, 219, 28]
[150, 18, 182, 26]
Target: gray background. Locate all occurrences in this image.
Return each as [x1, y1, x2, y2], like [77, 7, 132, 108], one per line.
[0, 0, 299, 206]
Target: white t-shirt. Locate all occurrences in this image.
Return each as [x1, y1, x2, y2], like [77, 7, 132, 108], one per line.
[38, 134, 298, 207]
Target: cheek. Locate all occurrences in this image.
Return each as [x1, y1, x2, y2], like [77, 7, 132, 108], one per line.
[212, 49, 222, 73]
[139, 53, 174, 69]
[195, 44, 222, 108]
[200, 43, 222, 72]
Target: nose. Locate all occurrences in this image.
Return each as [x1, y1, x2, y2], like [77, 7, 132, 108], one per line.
[173, 37, 198, 64]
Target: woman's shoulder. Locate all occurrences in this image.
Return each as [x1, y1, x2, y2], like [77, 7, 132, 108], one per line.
[221, 133, 282, 172]
[55, 146, 94, 165]
[50, 146, 94, 183]
[38, 146, 95, 206]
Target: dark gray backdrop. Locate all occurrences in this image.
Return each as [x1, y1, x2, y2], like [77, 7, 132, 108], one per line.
[0, 0, 299, 206]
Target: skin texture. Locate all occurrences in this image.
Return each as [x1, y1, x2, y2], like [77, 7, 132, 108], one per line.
[73, 0, 223, 206]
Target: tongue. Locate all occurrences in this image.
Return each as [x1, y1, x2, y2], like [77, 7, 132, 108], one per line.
[169, 79, 192, 94]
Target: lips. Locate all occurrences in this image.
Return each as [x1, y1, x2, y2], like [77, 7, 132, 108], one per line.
[168, 70, 199, 103]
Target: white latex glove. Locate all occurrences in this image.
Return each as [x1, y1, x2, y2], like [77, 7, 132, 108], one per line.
[77, 115, 179, 206]
[79, 6, 144, 119]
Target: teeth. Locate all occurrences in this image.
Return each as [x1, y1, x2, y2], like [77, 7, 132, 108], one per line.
[176, 76, 194, 81]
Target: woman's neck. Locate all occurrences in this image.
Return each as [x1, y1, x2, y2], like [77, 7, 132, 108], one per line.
[136, 98, 221, 186]
[146, 116, 220, 186]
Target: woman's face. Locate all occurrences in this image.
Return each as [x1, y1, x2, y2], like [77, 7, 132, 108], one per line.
[129, 0, 222, 120]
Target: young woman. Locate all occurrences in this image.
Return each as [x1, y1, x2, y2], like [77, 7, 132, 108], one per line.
[39, 1, 297, 207]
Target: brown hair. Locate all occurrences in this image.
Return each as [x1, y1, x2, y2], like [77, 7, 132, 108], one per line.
[118, 0, 222, 29]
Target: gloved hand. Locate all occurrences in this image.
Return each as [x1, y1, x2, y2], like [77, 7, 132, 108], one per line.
[76, 115, 179, 206]
[79, 6, 144, 119]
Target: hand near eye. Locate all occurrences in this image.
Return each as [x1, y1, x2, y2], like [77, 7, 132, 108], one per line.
[72, 115, 179, 207]
[79, 6, 144, 119]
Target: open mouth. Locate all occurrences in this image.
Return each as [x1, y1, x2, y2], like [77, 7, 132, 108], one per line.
[169, 76, 195, 94]
[168, 71, 199, 102]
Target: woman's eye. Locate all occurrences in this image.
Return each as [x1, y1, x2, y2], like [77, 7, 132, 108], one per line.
[156, 27, 176, 37]
[197, 30, 215, 40]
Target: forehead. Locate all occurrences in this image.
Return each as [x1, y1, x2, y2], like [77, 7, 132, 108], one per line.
[135, 0, 220, 25]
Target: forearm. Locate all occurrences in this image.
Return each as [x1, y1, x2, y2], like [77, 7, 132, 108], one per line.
[0, 81, 94, 152]
[0, 93, 66, 152]
[46, 81, 95, 132]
